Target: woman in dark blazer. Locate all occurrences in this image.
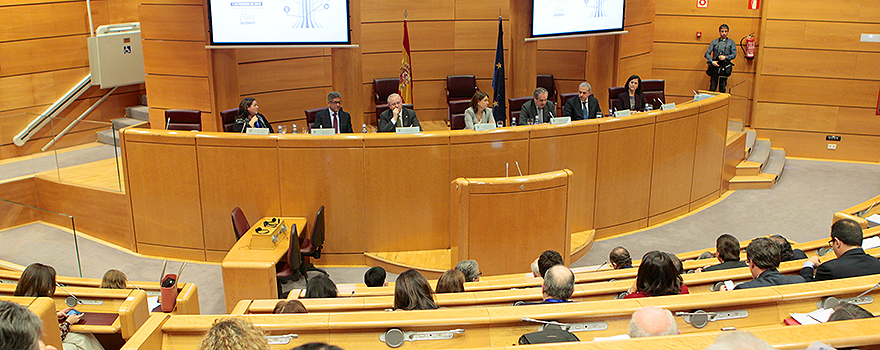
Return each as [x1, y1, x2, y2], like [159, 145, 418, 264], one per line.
[616, 75, 647, 112]
[232, 97, 273, 133]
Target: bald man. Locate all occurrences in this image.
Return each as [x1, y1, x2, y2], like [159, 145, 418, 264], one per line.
[628, 306, 679, 338]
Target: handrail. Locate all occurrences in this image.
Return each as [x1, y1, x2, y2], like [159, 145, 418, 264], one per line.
[13, 74, 91, 146]
[41, 86, 118, 152]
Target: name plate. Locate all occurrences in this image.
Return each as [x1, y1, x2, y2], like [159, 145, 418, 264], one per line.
[550, 116, 571, 125]
[661, 103, 676, 111]
[310, 128, 336, 136]
[613, 110, 632, 118]
[694, 93, 713, 102]
[245, 127, 269, 135]
[78, 299, 104, 306]
[473, 123, 497, 131]
[396, 126, 420, 134]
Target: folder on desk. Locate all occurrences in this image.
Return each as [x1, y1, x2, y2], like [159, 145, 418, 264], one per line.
[866, 214, 880, 228]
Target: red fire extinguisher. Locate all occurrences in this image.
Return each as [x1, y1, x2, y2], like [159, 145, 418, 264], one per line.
[741, 34, 756, 60]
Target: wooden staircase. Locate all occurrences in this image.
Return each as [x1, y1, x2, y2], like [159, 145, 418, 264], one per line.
[728, 121, 786, 189]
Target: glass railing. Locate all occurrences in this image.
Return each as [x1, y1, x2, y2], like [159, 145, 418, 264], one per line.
[0, 198, 83, 277]
[726, 77, 751, 126]
[0, 112, 124, 192]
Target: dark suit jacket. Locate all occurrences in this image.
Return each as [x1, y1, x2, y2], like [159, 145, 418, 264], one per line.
[702, 260, 747, 272]
[378, 107, 421, 132]
[799, 248, 880, 282]
[232, 113, 273, 133]
[518, 100, 557, 125]
[616, 91, 647, 112]
[562, 95, 602, 120]
[734, 269, 805, 290]
[313, 109, 353, 133]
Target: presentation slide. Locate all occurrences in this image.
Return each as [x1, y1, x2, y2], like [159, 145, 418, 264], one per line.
[532, 0, 625, 37]
[208, 0, 350, 45]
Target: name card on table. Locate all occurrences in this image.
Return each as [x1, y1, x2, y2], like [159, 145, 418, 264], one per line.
[310, 128, 336, 136]
[550, 117, 571, 125]
[474, 123, 497, 131]
[613, 110, 632, 118]
[694, 94, 713, 102]
[661, 103, 676, 111]
[396, 126, 420, 134]
[246, 128, 270, 135]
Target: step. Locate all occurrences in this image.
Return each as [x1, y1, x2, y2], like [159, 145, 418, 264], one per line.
[96, 129, 119, 146]
[735, 160, 763, 176]
[111, 117, 144, 130]
[126, 105, 149, 121]
[729, 173, 777, 190]
[763, 149, 786, 177]
[747, 139, 771, 170]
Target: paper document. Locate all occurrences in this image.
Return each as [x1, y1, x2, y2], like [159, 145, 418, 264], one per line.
[147, 296, 161, 311]
[863, 235, 880, 249]
[866, 214, 880, 228]
[789, 308, 834, 325]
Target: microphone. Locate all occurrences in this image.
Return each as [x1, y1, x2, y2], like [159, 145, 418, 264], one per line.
[595, 261, 607, 272]
[56, 283, 81, 307]
[859, 201, 878, 218]
[654, 97, 664, 105]
[126, 279, 143, 291]
[165, 117, 171, 130]
[514, 161, 523, 176]
[506, 162, 509, 177]
[521, 317, 570, 328]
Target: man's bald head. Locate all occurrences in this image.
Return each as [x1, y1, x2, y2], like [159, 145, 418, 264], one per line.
[542, 265, 574, 300]
[629, 306, 678, 337]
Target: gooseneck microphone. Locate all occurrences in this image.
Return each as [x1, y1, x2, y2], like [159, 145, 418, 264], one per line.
[56, 283, 81, 307]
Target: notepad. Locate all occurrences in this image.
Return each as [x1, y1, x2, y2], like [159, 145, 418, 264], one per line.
[790, 308, 834, 325]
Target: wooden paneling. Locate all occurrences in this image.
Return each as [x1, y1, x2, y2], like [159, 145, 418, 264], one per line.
[626, 0, 656, 25]
[0, 178, 40, 229]
[653, 16, 760, 45]
[143, 41, 209, 77]
[107, 0, 140, 23]
[360, 21, 456, 53]
[144, 75, 212, 111]
[0, 68, 90, 114]
[34, 178, 133, 249]
[278, 139, 366, 254]
[755, 75, 879, 109]
[412, 80, 449, 111]
[238, 56, 331, 94]
[655, 0, 761, 17]
[650, 113, 698, 216]
[536, 51, 587, 81]
[763, 21, 880, 52]
[362, 51, 455, 83]
[196, 142, 281, 251]
[764, 0, 880, 23]
[652, 68, 756, 99]
[449, 133, 529, 180]
[537, 37, 588, 51]
[654, 43, 758, 73]
[691, 104, 727, 202]
[761, 48, 880, 80]
[454, 50, 508, 78]
[454, 0, 509, 20]
[247, 88, 331, 125]
[454, 20, 510, 50]
[0, 35, 89, 78]
[618, 54, 653, 86]
[594, 122, 655, 229]
[0, 1, 107, 42]
[359, 0, 455, 22]
[620, 23, 654, 59]
[236, 48, 327, 64]
[139, 4, 206, 41]
[755, 128, 880, 162]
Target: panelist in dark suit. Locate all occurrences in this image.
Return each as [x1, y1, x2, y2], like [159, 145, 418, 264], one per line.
[518, 87, 557, 125]
[800, 219, 880, 282]
[379, 93, 421, 132]
[232, 97, 273, 133]
[562, 82, 602, 120]
[616, 75, 647, 112]
[313, 91, 353, 133]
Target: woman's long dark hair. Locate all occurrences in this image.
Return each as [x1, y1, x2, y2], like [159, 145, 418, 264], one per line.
[14, 263, 56, 297]
[634, 251, 682, 297]
[394, 269, 438, 310]
[625, 75, 643, 96]
[237, 97, 256, 120]
[469, 91, 489, 113]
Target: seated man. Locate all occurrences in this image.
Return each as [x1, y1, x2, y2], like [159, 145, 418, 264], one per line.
[455, 260, 481, 282]
[379, 93, 421, 132]
[610, 246, 633, 269]
[562, 82, 602, 120]
[828, 302, 874, 322]
[313, 91, 353, 133]
[800, 218, 880, 281]
[734, 237, 805, 289]
[364, 266, 387, 287]
[518, 265, 574, 305]
[628, 306, 678, 338]
[769, 234, 807, 261]
[700, 234, 747, 272]
[537, 250, 564, 278]
[518, 87, 556, 125]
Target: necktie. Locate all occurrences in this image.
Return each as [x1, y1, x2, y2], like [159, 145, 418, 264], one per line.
[397, 112, 402, 127]
[582, 102, 587, 118]
[332, 112, 338, 133]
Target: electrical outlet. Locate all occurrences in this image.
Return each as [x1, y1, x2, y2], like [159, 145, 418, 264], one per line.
[827, 144, 837, 150]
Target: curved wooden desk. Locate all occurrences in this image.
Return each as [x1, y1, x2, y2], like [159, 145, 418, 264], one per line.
[120, 94, 730, 268]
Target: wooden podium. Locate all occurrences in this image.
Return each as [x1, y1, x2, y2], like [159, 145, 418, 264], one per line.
[450, 169, 574, 275]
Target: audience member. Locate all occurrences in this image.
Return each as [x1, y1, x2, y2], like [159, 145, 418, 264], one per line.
[519, 265, 575, 305]
[291, 343, 344, 350]
[625, 251, 688, 298]
[628, 306, 678, 338]
[666, 252, 684, 275]
[303, 274, 338, 298]
[272, 300, 307, 314]
[363, 266, 387, 287]
[436, 269, 465, 293]
[734, 237, 805, 290]
[100, 269, 127, 289]
[455, 260, 481, 282]
[828, 302, 874, 322]
[537, 250, 564, 278]
[0, 299, 58, 350]
[14, 263, 105, 350]
[700, 234, 747, 272]
[393, 269, 438, 310]
[800, 219, 880, 281]
[703, 331, 774, 350]
[198, 318, 271, 350]
[769, 234, 807, 261]
[530, 259, 540, 277]
[610, 246, 633, 269]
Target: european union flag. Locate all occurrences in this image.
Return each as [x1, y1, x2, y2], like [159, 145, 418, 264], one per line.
[491, 16, 506, 126]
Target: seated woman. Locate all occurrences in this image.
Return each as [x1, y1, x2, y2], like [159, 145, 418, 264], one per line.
[198, 318, 271, 350]
[100, 269, 127, 289]
[303, 274, 337, 298]
[624, 251, 689, 298]
[435, 269, 465, 293]
[393, 269, 438, 310]
[232, 97, 273, 133]
[272, 300, 307, 314]
[463, 91, 495, 130]
[14, 263, 106, 350]
[615, 75, 647, 112]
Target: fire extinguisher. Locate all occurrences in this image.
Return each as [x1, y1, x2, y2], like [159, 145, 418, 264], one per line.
[741, 34, 756, 60]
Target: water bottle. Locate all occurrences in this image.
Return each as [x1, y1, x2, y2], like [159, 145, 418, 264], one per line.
[645, 103, 653, 111]
[292, 124, 298, 134]
[511, 117, 516, 126]
[362, 123, 367, 133]
[596, 112, 603, 119]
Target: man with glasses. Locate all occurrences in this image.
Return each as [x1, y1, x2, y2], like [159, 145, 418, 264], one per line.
[799, 219, 880, 281]
[313, 91, 353, 133]
[379, 93, 421, 132]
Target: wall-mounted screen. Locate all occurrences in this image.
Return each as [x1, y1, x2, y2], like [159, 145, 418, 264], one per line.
[208, 0, 351, 45]
[532, 0, 626, 38]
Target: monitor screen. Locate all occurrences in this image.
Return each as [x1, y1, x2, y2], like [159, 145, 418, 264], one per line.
[208, 0, 351, 45]
[532, 0, 626, 38]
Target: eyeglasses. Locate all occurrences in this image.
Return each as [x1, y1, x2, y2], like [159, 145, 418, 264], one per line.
[330, 100, 342, 104]
[828, 238, 835, 246]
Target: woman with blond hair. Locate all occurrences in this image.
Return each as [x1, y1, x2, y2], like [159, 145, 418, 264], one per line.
[198, 318, 271, 350]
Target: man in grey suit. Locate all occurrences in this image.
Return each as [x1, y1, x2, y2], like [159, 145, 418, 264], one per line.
[518, 87, 557, 125]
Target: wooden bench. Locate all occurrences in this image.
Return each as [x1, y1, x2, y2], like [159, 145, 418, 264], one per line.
[1, 296, 64, 350]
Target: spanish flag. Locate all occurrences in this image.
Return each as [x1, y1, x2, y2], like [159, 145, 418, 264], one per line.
[398, 16, 413, 104]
